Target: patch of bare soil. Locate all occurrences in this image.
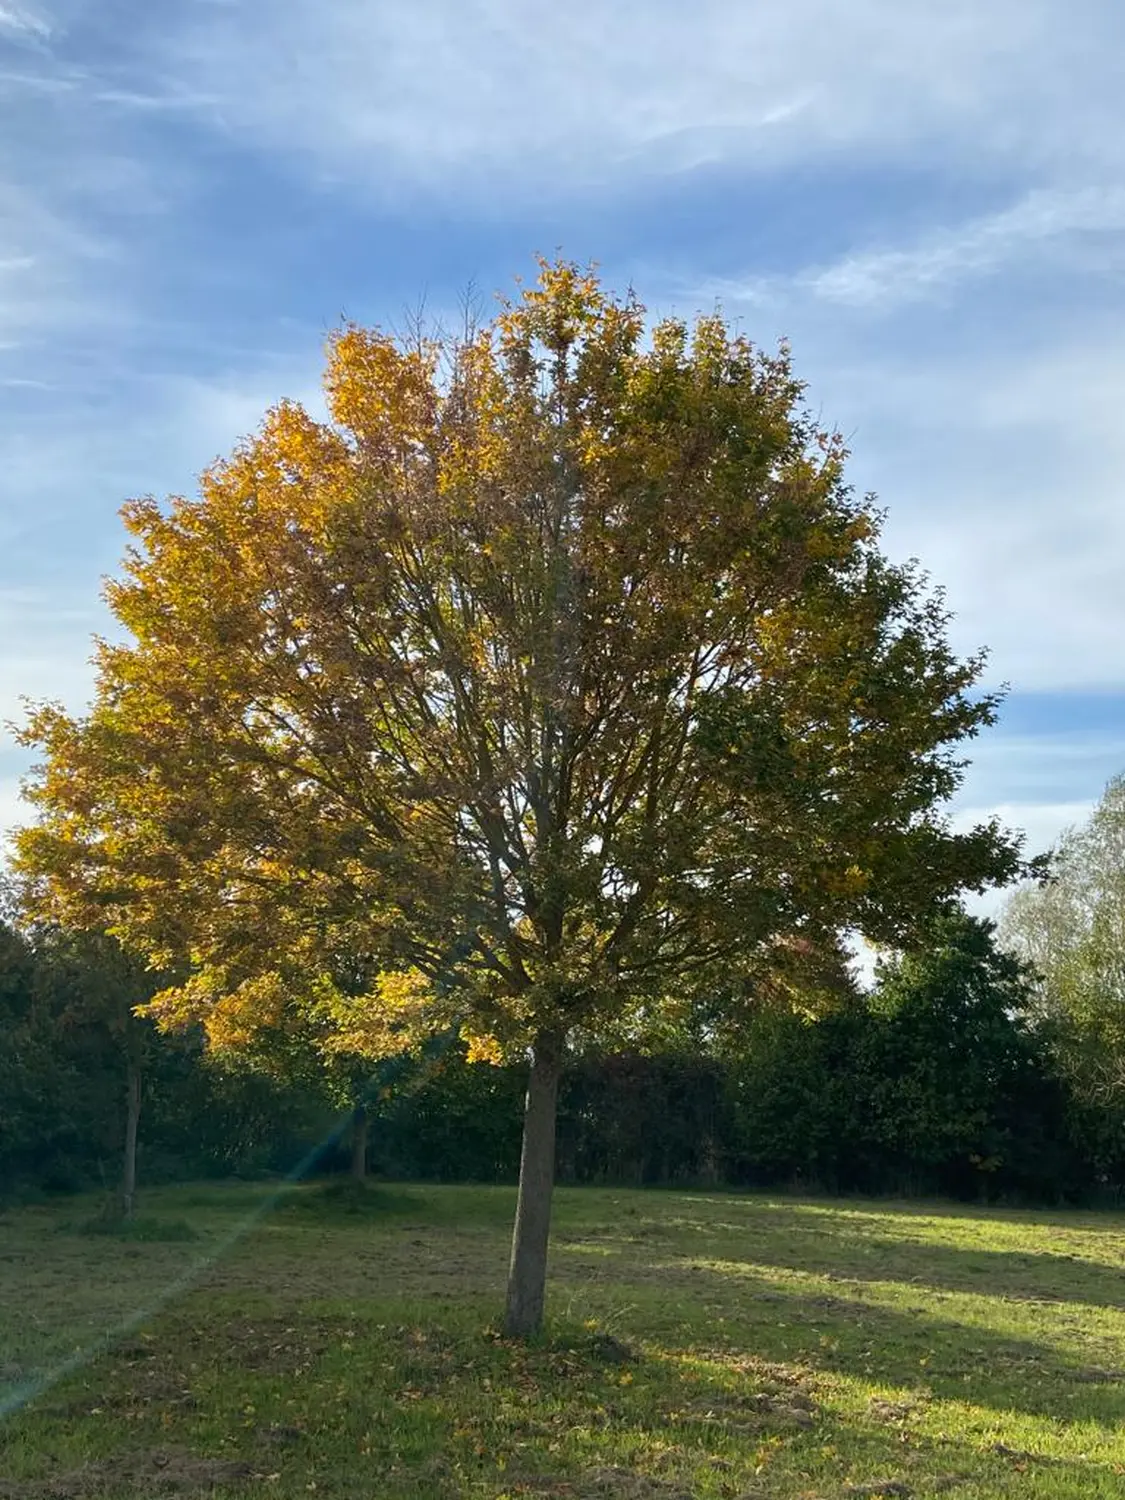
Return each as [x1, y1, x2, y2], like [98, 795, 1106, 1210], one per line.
[690, 1351, 817, 1388]
[513, 1467, 698, 1499]
[164, 1315, 340, 1376]
[843, 1483, 912, 1498]
[867, 1397, 922, 1423]
[34, 1343, 198, 1422]
[677, 1386, 818, 1434]
[0, 1448, 256, 1499]
[655, 1352, 820, 1439]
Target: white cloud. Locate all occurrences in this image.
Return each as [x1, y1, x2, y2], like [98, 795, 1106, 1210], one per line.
[0, 3, 50, 40]
[703, 187, 1125, 312]
[850, 794, 1097, 980]
[691, 323, 1125, 696]
[144, 0, 1117, 197]
[951, 800, 1097, 861]
[899, 357, 1125, 693]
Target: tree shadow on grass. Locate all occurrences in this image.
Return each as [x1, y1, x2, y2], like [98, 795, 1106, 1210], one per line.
[561, 1257, 1125, 1427]
[730, 1222, 1123, 1307]
[560, 1196, 1125, 1310]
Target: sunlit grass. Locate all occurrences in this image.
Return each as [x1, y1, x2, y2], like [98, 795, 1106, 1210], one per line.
[3, 1182, 1125, 1496]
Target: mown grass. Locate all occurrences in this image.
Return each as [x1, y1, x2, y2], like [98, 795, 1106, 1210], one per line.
[3, 1181, 1125, 1497]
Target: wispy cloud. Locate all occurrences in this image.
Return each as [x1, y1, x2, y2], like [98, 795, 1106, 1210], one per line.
[0, 3, 50, 40]
[142, 0, 1117, 197]
[91, 88, 220, 115]
[0, 13, 190, 372]
[791, 329, 1125, 694]
[0, 183, 121, 354]
[955, 733, 1125, 825]
[695, 187, 1125, 311]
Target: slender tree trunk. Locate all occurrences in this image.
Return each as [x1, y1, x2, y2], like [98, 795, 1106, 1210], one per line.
[504, 1033, 563, 1338]
[350, 1103, 369, 1182]
[121, 1056, 142, 1220]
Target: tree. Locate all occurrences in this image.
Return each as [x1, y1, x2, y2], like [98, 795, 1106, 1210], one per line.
[863, 911, 1064, 1196]
[31, 930, 161, 1217]
[0, 914, 164, 1205]
[1001, 775, 1125, 1107]
[723, 912, 1072, 1198]
[14, 260, 1028, 1334]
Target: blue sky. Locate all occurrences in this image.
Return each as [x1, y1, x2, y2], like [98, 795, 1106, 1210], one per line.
[3, 0, 1125, 916]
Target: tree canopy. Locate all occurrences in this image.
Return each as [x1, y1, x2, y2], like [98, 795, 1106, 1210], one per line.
[14, 260, 1029, 1332]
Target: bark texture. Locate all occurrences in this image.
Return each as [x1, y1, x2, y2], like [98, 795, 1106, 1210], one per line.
[503, 1033, 563, 1338]
[121, 1055, 142, 1220]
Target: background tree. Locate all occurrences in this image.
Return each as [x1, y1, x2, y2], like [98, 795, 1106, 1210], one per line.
[0, 916, 67, 1194]
[15, 261, 1028, 1335]
[724, 912, 1073, 1199]
[863, 911, 1066, 1196]
[1000, 775, 1125, 1164]
[30, 930, 163, 1218]
[0, 906, 341, 1198]
[209, 1021, 397, 1184]
[0, 917, 162, 1206]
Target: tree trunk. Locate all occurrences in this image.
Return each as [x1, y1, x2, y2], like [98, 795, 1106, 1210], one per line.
[350, 1103, 369, 1182]
[121, 1055, 142, 1220]
[504, 1033, 563, 1338]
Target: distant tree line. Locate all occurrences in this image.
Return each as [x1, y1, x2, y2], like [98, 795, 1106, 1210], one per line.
[3, 896, 1124, 1208]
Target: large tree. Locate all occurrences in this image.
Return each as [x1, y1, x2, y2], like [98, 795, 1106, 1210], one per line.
[15, 261, 1026, 1334]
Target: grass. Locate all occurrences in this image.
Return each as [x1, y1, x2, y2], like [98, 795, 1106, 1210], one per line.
[3, 1182, 1125, 1497]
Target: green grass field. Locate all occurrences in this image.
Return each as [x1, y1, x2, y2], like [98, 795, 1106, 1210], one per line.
[2, 1181, 1125, 1498]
